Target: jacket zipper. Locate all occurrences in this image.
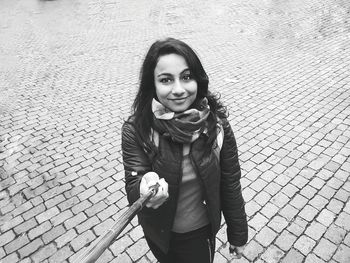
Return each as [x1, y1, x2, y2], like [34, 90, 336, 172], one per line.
[188, 151, 211, 223]
[170, 143, 185, 229]
[207, 238, 213, 263]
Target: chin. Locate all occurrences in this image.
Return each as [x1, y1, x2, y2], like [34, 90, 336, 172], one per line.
[171, 105, 190, 112]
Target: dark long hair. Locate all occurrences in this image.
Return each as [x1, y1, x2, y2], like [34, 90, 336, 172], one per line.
[132, 37, 227, 145]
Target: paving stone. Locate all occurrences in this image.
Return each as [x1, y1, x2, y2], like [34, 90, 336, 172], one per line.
[129, 225, 144, 242]
[249, 213, 269, 232]
[316, 209, 336, 227]
[110, 234, 134, 256]
[255, 226, 277, 247]
[106, 180, 124, 193]
[0, 247, 5, 259]
[71, 199, 92, 214]
[343, 231, 350, 245]
[1, 214, 24, 232]
[18, 238, 44, 258]
[275, 230, 297, 252]
[67, 185, 85, 199]
[325, 224, 347, 245]
[268, 216, 289, 234]
[242, 187, 256, 202]
[249, 178, 268, 192]
[76, 215, 100, 234]
[335, 212, 350, 231]
[36, 206, 60, 224]
[50, 209, 74, 226]
[294, 236, 316, 256]
[242, 239, 263, 262]
[55, 229, 78, 248]
[89, 189, 109, 204]
[279, 204, 298, 221]
[96, 177, 115, 191]
[245, 200, 262, 217]
[70, 230, 96, 252]
[327, 199, 344, 214]
[299, 205, 319, 222]
[309, 195, 329, 210]
[1, 253, 19, 263]
[333, 244, 350, 263]
[42, 224, 66, 244]
[264, 181, 282, 196]
[281, 184, 299, 198]
[44, 194, 65, 209]
[0, 230, 16, 247]
[4, 235, 29, 254]
[48, 245, 74, 263]
[11, 201, 33, 217]
[281, 249, 304, 263]
[304, 253, 326, 263]
[126, 238, 150, 262]
[334, 188, 350, 203]
[261, 245, 284, 263]
[78, 187, 97, 201]
[64, 212, 87, 230]
[305, 221, 327, 241]
[290, 194, 308, 210]
[97, 204, 119, 221]
[28, 220, 52, 240]
[109, 252, 132, 263]
[313, 238, 338, 261]
[260, 202, 279, 219]
[31, 243, 57, 263]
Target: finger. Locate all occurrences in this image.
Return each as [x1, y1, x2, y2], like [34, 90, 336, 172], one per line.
[140, 177, 149, 196]
[159, 178, 169, 198]
[148, 184, 164, 206]
[144, 172, 159, 184]
[229, 246, 242, 259]
[231, 253, 242, 259]
[156, 179, 168, 201]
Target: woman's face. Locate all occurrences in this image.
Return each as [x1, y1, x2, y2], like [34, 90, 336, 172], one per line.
[154, 53, 198, 112]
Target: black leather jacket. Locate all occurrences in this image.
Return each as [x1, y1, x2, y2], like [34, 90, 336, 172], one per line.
[122, 116, 248, 253]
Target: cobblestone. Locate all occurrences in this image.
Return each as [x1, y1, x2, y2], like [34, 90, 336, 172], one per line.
[313, 238, 338, 261]
[281, 249, 304, 263]
[294, 236, 316, 256]
[1, 0, 350, 262]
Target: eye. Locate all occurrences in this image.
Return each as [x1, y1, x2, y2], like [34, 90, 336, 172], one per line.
[159, 77, 172, 84]
[182, 74, 192, 81]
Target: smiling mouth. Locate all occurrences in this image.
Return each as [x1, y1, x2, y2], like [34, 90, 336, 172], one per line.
[169, 97, 188, 101]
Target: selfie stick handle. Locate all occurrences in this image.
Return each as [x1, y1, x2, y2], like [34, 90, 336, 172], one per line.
[74, 183, 160, 263]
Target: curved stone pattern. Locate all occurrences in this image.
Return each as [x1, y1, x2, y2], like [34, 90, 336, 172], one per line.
[0, 0, 349, 262]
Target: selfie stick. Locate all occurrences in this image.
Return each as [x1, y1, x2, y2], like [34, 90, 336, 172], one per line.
[74, 183, 160, 263]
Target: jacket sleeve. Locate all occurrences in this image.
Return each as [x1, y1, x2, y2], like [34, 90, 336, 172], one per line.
[121, 120, 152, 205]
[220, 118, 248, 246]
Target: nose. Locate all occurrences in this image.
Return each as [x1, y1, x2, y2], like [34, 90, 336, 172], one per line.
[172, 79, 185, 96]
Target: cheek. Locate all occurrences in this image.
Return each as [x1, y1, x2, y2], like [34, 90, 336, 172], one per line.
[188, 82, 198, 96]
[155, 84, 168, 100]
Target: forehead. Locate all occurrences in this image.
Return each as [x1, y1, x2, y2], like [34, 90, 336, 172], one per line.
[155, 54, 189, 74]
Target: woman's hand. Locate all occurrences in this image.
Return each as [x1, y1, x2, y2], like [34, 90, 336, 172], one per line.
[140, 172, 169, 209]
[229, 244, 245, 259]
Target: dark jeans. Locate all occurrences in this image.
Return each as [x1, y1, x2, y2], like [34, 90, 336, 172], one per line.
[146, 225, 215, 263]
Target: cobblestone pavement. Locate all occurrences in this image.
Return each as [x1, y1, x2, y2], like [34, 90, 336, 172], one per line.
[1, 0, 350, 262]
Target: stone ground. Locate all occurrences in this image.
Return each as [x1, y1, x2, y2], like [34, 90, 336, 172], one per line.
[0, 0, 350, 262]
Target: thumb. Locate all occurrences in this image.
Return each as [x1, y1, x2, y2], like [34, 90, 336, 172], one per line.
[144, 172, 159, 185]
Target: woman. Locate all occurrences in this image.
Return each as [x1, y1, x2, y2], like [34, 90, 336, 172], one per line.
[122, 38, 248, 263]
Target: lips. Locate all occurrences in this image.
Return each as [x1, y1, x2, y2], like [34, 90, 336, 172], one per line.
[168, 97, 188, 101]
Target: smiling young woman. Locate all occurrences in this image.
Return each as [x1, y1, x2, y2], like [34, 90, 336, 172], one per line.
[121, 38, 248, 263]
[154, 53, 198, 113]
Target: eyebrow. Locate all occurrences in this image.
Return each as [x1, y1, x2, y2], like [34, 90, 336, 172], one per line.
[156, 68, 190, 77]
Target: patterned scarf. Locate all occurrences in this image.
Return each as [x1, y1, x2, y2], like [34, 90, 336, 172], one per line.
[152, 98, 210, 144]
